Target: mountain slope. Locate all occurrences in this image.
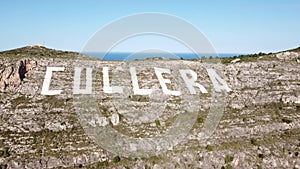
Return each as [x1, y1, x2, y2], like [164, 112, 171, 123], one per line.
[0, 46, 299, 169]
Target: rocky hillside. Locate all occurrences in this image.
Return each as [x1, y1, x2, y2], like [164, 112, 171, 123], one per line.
[0, 46, 299, 169]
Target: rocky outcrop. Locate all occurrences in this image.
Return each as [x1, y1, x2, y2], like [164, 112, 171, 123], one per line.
[276, 51, 299, 61]
[0, 59, 37, 92]
[230, 58, 240, 64]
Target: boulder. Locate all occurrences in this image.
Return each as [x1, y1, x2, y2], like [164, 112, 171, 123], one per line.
[231, 58, 241, 64]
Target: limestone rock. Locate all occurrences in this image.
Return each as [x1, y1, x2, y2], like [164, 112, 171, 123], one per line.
[231, 58, 241, 63]
[0, 59, 37, 92]
[276, 51, 299, 60]
[111, 113, 120, 126]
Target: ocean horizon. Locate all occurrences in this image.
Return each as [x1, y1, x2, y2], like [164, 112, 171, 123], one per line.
[83, 52, 243, 61]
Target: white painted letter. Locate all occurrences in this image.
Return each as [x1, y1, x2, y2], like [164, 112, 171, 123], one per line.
[207, 68, 232, 92]
[130, 67, 152, 95]
[180, 69, 208, 94]
[154, 67, 181, 96]
[103, 67, 123, 94]
[41, 67, 65, 95]
[73, 67, 93, 94]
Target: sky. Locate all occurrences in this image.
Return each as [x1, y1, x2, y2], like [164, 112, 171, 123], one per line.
[0, 0, 299, 54]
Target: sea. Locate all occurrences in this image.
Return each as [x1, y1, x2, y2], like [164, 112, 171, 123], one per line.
[83, 52, 241, 61]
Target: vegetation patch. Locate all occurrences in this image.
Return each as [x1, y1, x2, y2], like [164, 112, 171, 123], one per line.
[282, 117, 293, 124]
[197, 117, 204, 123]
[0, 147, 10, 158]
[113, 156, 121, 163]
[155, 120, 161, 126]
[225, 155, 234, 164]
[250, 138, 259, 146]
[205, 145, 213, 151]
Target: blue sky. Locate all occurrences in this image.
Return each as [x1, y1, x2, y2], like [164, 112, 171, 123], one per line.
[0, 0, 299, 53]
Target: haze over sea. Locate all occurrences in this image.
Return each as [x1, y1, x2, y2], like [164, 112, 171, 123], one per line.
[84, 52, 241, 60]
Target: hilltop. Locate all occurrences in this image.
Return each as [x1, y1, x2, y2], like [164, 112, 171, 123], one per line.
[0, 45, 97, 63]
[221, 46, 300, 64]
[1, 45, 300, 63]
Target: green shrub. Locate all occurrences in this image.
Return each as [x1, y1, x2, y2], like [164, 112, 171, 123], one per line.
[221, 165, 233, 169]
[0, 164, 8, 169]
[282, 118, 292, 124]
[258, 154, 264, 159]
[113, 156, 121, 163]
[205, 145, 213, 151]
[226, 165, 233, 169]
[225, 155, 234, 163]
[197, 117, 204, 123]
[155, 120, 160, 126]
[0, 147, 10, 158]
[250, 138, 259, 146]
